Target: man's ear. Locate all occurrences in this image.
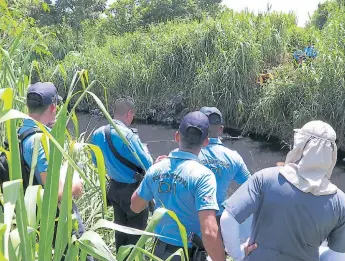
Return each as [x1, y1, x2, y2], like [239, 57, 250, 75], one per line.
[219, 125, 224, 136]
[50, 103, 57, 113]
[202, 137, 209, 147]
[175, 131, 180, 143]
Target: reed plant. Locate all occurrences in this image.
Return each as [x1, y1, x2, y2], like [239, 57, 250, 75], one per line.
[40, 9, 296, 126]
[0, 2, 191, 260]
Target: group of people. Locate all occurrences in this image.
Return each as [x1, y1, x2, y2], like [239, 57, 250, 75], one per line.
[22, 82, 345, 261]
[293, 43, 318, 66]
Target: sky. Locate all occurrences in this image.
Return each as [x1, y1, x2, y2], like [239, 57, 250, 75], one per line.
[222, 0, 326, 27]
[107, 0, 327, 27]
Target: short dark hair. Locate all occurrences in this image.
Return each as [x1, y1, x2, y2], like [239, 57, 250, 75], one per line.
[114, 97, 136, 115]
[180, 127, 205, 150]
[27, 93, 51, 114]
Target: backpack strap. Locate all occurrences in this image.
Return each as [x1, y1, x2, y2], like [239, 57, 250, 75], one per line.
[104, 125, 144, 175]
[19, 127, 42, 142]
[18, 127, 43, 188]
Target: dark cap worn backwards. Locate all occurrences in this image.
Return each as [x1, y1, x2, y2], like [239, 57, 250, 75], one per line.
[179, 111, 209, 143]
[200, 107, 223, 125]
[27, 82, 62, 107]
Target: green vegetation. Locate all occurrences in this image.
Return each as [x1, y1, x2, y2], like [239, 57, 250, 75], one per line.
[0, 2, 189, 260]
[35, 0, 345, 148]
[35, 0, 345, 149]
[1, 0, 345, 259]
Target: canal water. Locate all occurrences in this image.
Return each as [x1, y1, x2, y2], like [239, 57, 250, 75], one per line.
[74, 113, 345, 243]
[75, 113, 345, 193]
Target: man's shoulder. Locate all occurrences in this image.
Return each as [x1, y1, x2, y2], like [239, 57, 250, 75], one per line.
[93, 124, 133, 138]
[93, 125, 106, 136]
[188, 160, 214, 177]
[253, 166, 282, 180]
[147, 158, 170, 174]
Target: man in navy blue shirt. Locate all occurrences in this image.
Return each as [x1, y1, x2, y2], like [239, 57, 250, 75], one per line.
[131, 111, 225, 261]
[91, 97, 153, 252]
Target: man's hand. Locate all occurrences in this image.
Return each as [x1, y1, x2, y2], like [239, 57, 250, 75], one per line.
[242, 238, 258, 257]
[72, 181, 83, 199]
[155, 155, 167, 163]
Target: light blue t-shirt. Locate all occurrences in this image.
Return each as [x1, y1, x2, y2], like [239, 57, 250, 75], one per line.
[91, 120, 153, 184]
[19, 119, 50, 185]
[137, 149, 219, 247]
[199, 138, 250, 215]
[305, 46, 317, 58]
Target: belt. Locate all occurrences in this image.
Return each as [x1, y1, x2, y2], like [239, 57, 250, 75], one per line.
[156, 239, 192, 257]
[110, 179, 139, 189]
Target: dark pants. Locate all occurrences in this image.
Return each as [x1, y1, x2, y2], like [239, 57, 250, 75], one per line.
[107, 179, 149, 252]
[53, 202, 94, 261]
[154, 239, 206, 261]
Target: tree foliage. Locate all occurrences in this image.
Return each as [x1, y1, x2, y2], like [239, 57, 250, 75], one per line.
[107, 0, 222, 34]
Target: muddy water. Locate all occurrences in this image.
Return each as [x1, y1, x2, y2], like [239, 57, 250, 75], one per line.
[74, 113, 345, 193]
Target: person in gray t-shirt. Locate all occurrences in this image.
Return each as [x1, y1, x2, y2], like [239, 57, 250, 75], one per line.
[219, 121, 345, 261]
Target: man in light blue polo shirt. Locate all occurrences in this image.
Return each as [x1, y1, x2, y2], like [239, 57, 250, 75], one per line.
[91, 97, 153, 252]
[19, 82, 91, 260]
[198, 107, 250, 219]
[131, 111, 225, 261]
[198, 107, 252, 243]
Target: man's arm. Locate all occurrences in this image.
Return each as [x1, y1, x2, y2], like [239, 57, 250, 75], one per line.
[35, 143, 69, 201]
[232, 154, 251, 185]
[220, 209, 257, 260]
[40, 172, 64, 201]
[41, 172, 83, 200]
[220, 172, 263, 259]
[194, 172, 224, 261]
[198, 210, 225, 261]
[130, 135, 153, 169]
[131, 191, 149, 213]
[320, 247, 345, 261]
[326, 212, 345, 258]
[130, 173, 153, 213]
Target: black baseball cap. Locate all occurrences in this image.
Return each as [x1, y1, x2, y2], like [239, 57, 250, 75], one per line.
[27, 82, 62, 107]
[179, 111, 209, 143]
[200, 107, 223, 125]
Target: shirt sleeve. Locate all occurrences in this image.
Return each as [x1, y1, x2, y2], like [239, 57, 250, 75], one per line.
[233, 154, 251, 185]
[36, 145, 48, 174]
[320, 247, 345, 260]
[136, 173, 154, 202]
[223, 171, 263, 224]
[328, 215, 345, 253]
[220, 209, 246, 261]
[195, 171, 219, 212]
[129, 134, 153, 170]
[90, 131, 98, 167]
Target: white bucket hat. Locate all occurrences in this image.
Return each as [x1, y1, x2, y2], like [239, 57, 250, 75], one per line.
[280, 120, 338, 196]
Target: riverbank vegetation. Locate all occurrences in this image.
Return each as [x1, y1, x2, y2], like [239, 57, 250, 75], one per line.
[23, 0, 345, 148]
[1, 0, 345, 259]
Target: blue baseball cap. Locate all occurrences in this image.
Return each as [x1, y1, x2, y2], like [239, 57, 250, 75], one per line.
[27, 82, 62, 107]
[200, 107, 223, 125]
[179, 111, 209, 143]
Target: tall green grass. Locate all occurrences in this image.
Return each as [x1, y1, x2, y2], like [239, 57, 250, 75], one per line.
[0, 2, 191, 260]
[244, 3, 345, 147]
[40, 9, 296, 127]
[38, 3, 345, 149]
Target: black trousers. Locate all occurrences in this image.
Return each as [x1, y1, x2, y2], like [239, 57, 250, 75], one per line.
[154, 239, 207, 261]
[107, 179, 149, 252]
[53, 202, 94, 261]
